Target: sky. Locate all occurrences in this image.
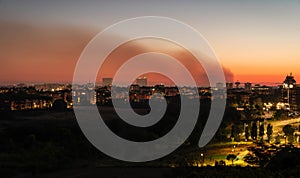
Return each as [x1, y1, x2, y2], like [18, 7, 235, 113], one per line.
[0, 0, 300, 85]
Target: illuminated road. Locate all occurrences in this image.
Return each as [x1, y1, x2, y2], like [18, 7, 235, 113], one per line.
[269, 117, 300, 135]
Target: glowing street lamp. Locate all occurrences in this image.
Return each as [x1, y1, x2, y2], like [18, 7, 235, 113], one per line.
[200, 153, 204, 166]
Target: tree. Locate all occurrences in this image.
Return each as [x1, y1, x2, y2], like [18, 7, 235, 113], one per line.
[283, 124, 295, 144]
[231, 125, 236, 141]
[251, 122, 257, 140]
[245, 126, 249, 141]
[52, 99, 67, 111]
[283, 125, 294, 137]
[274, 110, 287, 120]
[266, 124, 273, 143]
[259, 123, 264, 138]
[275, 134, 281, 144]
[219, 160, 226, 166]
[226, 154, 237, 165]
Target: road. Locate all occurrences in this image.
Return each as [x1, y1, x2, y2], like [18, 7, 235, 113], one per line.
[269, 117, 300, 135]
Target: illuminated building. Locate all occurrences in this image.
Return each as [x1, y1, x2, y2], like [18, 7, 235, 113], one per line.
[216, 82, 224, 90]
[235, 81, 241, 88]
[226, 82, 234, 89]
[102, 78, 113, 86]
[244, 82, 252, 91]
[136, 76, 147, 86]
[282, 73, 297, 111]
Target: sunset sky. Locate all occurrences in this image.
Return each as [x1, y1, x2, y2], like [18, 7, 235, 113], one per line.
[0, 0, 300, 85]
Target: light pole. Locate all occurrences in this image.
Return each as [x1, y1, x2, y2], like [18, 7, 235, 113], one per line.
[200, 153, 204, 166]
[232, 145, 236, 153]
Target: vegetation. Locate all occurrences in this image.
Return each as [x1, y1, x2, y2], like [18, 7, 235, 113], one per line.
[1, 93, 300, 177]
[283, 124, 295, 144]
[245, 125, 249, 141]
[266, 124, 273, 143]
[274, 110, 288, 120]
[230, 125, 236, 141]
[251, 122, 257, 140]
[52, 99, 67, 111]
[0, 112, 104, 176]
[259, 123, 264, 140]
[226, 154, 237, 165]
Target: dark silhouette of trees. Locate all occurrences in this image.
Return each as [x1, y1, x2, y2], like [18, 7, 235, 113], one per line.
[215, 160, 226, 166]
[230, 124, 243, 142]
[245, 125, 249, 141]
[226, 154, 237, 165]
[266, 124, 273, 143]
[275, 134, 281, 144]
[274, 110, 287, 120]
[267, 148, 300, 172]
[251, 122, 257, 140]
[231, 125, 236, 141]
[219, 160, 226, 166]
[283, 125, 295, 144]
[259, 123, 264, 138]
[52, 99, 67, 111]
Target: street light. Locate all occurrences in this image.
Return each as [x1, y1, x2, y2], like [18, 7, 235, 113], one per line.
[200, 153, 204, 166]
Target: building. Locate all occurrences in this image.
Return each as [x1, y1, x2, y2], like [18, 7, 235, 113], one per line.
[252, 85, 272, 95]
[226, 82, 234, 89]
[235, 81, 241, 88]
[244, 82, 252, 92]
[96, 86, 111, 105]
[282, 73, 297, 111]
[154, 84, 165, 94]
[102, 78, 113, 86]
[136, 76, 147, 86]
[216, 82, 224, 90]
[295, 84, 300, 112]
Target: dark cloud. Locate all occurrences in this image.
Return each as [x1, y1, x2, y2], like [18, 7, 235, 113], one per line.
[0, 20, 234, 86]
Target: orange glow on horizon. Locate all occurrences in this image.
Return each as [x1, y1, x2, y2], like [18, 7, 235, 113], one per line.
[0, 20, 299, 85]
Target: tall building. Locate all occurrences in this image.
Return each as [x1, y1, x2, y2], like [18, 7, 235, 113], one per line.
[295, 84, 300, 111]
[235, 81, 241, 88]
[226, 82, 233, 89]
[136, 76, 147, 86]
[102, 78, 113, 86]
[282, 73, 297, 111]
[244, 82, 252, 91]
[216, 82, 224, 90]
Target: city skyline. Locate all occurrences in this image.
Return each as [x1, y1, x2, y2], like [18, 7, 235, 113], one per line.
[2, 1, 300, 176]
[0, 73, 296, 87]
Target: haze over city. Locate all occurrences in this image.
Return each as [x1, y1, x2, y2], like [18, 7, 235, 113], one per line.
[2, 1, 300, 177]
[1, 0, 300, 85]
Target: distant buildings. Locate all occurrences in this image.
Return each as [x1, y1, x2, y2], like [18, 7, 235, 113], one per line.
[136, 76, 147, 86]
[226, 82, 234, 89]
[2, 73, 300, 113]
[216, 82, 224, 90]
[282, 73, 297, 111]
[244, 82, 252, 91]
[0, 85, 70, 111]
[235, 81, 241, 88]
[251, 84, 272, 95]
[102, 78, 113, 86]
[224, 73, 300, 122]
